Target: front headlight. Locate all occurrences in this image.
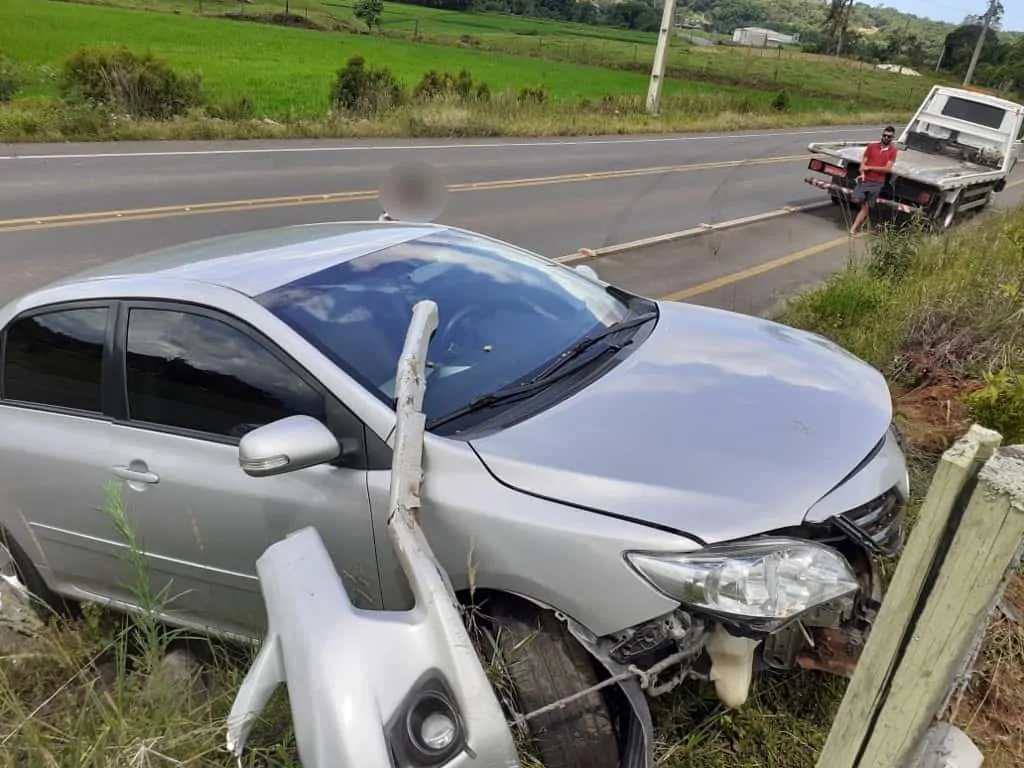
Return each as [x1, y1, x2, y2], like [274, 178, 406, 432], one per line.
[626, 537, 860, 630]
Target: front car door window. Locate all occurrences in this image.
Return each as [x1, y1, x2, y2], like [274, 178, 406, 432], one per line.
[123, 308, 327, 440]
[106, 304, 381, 635]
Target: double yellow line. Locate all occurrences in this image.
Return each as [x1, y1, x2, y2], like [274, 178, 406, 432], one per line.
[0, 153, 808, 235]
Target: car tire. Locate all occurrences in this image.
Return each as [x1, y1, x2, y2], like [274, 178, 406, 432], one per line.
[484, 600, 619, 768]
[0, 528, 71, 619]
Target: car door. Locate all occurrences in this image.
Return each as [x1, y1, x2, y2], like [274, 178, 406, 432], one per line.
[0, 301, 124, 598]
[105, 301, 381, 638]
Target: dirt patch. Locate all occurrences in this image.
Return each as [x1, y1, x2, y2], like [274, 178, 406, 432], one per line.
[220, 12, 325, 31]
[890, 350, 985, 456]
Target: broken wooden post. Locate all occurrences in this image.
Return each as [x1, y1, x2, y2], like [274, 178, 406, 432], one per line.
[817, 424, 1024, 768]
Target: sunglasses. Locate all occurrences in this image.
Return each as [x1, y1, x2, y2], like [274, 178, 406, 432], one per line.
[882, 133, 895, 139]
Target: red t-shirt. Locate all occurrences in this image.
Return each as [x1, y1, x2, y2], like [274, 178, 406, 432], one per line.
[862, 142, 898, 183]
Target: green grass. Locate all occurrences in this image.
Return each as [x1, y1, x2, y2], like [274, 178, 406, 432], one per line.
[0, 0, 794, 118]
[75, 0, 955, 110]
[778, 210, 1024, 380]
[199, 0, 956, 105]
[0, 0, 947, 123]
[0, 484, 300, 767]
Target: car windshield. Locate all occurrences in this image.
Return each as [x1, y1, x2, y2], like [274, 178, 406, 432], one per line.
[256, 228, 632, 422]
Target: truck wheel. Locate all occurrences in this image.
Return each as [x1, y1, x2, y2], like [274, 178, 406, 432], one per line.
[483, 601, 619, 768]
[933, 200, 960, 232]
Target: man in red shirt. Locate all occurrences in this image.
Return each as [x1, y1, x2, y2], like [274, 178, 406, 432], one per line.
[849, 125, 899, 235]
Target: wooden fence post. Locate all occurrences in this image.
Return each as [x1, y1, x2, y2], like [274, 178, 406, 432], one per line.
[863, 443, 1024, 766]
[816, 424, 1008, 768]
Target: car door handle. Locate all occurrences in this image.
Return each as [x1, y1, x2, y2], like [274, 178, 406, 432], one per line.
[111, 465, 159, 484]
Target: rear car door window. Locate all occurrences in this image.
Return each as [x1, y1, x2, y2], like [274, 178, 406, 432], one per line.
[124, 307, 326, 440]
[2, 306, 108, 414]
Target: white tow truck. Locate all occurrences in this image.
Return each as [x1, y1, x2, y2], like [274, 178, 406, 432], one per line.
[806, 85, 1024, 230]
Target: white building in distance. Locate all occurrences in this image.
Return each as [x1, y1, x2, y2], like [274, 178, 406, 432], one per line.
[732, 27, 800, 48]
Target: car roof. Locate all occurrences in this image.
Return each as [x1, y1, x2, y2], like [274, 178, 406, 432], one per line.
[46, 221, 448, 298]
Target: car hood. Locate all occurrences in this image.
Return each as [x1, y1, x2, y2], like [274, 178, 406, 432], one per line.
[468, 301, 894, 544]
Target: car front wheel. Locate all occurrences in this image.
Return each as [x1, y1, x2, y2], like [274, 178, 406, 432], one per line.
[480, 599, 620, 768]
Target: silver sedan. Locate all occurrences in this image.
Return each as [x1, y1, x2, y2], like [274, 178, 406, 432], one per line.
[0, 221, 908, 768]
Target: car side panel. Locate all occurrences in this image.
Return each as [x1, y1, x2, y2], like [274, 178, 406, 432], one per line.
[366, 438, 695, 638]
[0, 407, 123, 599]
[107, 424, 380, 636]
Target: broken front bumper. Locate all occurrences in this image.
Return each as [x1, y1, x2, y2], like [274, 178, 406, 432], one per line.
[225, 525, 522, 768]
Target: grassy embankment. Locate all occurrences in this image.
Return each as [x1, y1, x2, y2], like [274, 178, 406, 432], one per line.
[2, 206, 1022, 766]
[0, 0, 941, 141]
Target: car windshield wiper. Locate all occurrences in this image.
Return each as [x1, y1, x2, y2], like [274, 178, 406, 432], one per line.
[525, 310, 658, 384]
[425, 311, 657, 432]
[426, 345, 623, 432]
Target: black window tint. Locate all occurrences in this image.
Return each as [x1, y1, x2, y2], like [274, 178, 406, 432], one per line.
[940, 97, 1006, 130]
[3, 307, 108, 412]
[125, 308, 325, 439]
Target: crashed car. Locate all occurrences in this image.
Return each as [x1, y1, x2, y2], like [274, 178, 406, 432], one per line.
[0, 220, 908, 768]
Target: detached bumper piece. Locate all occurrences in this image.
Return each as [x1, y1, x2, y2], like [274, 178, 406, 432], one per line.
[224, 526, 522, 768]
[805, 177, 921, 216]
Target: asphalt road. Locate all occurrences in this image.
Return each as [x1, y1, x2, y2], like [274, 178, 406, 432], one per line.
[0, 126, 876, 301]
[2, 125, 1021, 314]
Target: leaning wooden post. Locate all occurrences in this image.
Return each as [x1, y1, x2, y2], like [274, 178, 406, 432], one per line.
[860, 442, 1024, 766]
[816, 424, 1004, 768]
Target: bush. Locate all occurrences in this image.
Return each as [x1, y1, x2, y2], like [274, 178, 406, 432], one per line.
[965, 368, 1024, 443]
[413, 69, 490, 102]
[331, 55, 404, 116]
[0, 54, 22, 103]
[60, 47, 203, 119]
[771, 89, 791, 112]
[517, 84, 548, 105]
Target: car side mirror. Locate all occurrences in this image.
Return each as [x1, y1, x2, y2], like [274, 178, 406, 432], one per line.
[238, 415, 341, 478]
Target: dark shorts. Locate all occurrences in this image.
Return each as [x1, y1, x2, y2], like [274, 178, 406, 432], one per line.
[852, 180, 884, 208]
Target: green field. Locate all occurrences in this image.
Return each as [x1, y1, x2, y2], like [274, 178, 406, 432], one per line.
[0, 0, 945, 120]
[0, 0, 763, 116]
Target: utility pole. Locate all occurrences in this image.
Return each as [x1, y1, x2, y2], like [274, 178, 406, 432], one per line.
[963, 0, 997, 87]
[646, 0, 678, 114]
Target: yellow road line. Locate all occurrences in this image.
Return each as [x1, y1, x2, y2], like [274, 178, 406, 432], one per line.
[658, 174, 1024, 302]
[0, 153, 811, 235]
[659, 236, 850, 301]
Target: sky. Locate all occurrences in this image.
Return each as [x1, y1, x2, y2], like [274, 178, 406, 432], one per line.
[873, 1, 1023, 32]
